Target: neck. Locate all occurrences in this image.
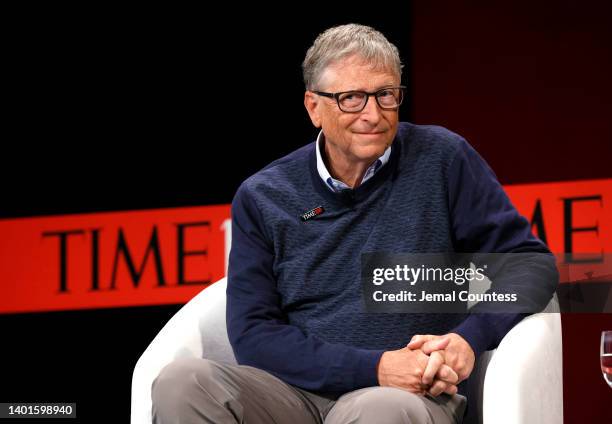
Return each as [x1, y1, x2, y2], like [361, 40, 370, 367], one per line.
[323, 141, 376, 189]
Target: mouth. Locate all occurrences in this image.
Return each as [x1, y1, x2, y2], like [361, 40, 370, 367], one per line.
[354, 130, 386, 135]
[354, 131, 387, 139]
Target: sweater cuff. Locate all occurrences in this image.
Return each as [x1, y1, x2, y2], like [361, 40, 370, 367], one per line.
[354, 349, 386, 388]
[450, 314, 492, 358]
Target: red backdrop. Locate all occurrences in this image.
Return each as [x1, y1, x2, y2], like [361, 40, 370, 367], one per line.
[411, 2, 612, 422]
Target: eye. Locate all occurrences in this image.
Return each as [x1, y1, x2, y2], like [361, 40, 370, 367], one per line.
[340, 92, 365, 101]
[338, 92, 366, 110]
[377, 88, 401, 108]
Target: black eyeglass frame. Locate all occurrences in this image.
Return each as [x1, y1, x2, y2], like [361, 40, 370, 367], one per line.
[311, 85, 406, 113]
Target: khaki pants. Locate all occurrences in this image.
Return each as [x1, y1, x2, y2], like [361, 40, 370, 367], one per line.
[152, 358, 466, 424]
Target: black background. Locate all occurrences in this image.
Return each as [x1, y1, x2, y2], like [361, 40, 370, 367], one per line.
[3, 2, 612, 422]
[1, 5, 411, 422]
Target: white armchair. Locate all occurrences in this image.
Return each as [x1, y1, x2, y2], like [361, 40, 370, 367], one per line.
[131, 278, 563, 424]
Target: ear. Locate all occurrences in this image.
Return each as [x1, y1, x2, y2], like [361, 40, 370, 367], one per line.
[304, 91, 322, 128]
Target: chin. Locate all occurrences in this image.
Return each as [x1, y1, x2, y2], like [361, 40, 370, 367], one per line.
[352, 144, 387, 162]
[355, 132, 390, 147]
[354, 130, 392, 144]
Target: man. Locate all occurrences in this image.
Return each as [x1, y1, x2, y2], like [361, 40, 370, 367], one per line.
[152, 24, 557, 423]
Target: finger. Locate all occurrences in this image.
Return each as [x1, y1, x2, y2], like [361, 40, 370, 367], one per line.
[457, 365, 470, 382]
[406, 334, 435, 349]
[422, 351, 444, 385]
[427, 379, 448, 397]
[421, 337, 450, 354]
[443, 384, 458, 396]
[441, 351, 465, 381]
[444, 350, 458, 367]
[436, 364, 458, 385]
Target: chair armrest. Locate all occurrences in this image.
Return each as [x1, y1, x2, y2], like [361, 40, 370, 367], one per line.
[130, 278, 229, 424]
[483, 312, 563, 424]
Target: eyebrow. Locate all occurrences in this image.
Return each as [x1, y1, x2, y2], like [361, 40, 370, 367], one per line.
[343, 83, 398, 92]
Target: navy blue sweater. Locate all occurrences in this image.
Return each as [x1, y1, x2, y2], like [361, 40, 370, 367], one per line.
[227, 122, 557, 393]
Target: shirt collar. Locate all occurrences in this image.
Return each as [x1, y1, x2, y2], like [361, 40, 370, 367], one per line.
[315, 130, 392, 192]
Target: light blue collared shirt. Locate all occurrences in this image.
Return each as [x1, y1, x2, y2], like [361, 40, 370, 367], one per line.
[315, 131, 392, 192]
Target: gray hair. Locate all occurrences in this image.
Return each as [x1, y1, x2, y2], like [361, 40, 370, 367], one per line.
[302, 23, 403, 90]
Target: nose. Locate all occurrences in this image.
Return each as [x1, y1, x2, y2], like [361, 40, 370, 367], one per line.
[359, 94, 383, 124]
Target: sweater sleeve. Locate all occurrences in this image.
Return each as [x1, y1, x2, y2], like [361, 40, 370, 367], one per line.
[447, 138, 559, 357]
[226, 182, 385, 392]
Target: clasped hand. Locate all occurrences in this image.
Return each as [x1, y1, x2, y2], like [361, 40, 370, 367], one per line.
[377, 333, 475, 397]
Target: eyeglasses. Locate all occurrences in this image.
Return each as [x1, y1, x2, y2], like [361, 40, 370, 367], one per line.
[312, 86, 406, 113]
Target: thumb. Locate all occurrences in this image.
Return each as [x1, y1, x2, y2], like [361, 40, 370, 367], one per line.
[421, 337, 450, 354]
[406, 334, 436, 349]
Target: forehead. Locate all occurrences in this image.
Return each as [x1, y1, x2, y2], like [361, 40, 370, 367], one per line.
[318, 55, 399, 91]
